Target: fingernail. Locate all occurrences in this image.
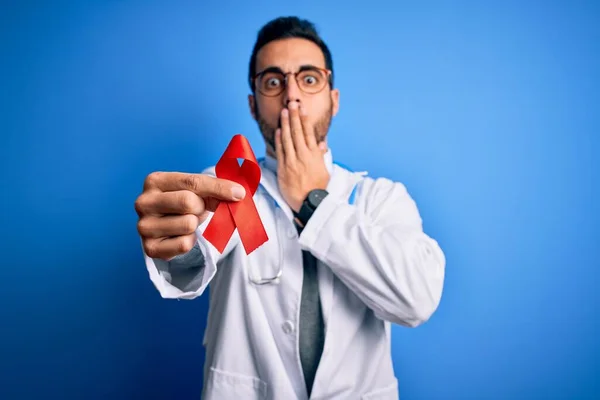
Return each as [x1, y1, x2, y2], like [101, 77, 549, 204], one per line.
[282, 108, 288, 117]
[289, 101, 297, 109]
[300, 106, 307, 116]
[232, 185, 246, 200]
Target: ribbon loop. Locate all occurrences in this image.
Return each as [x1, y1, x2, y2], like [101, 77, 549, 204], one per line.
[202, 134, 269, 255]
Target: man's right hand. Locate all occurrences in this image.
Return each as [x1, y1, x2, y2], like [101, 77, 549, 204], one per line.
[135, 172, 246, 261]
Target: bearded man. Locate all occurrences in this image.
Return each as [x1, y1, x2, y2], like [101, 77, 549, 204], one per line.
[134, 16, 446, 400]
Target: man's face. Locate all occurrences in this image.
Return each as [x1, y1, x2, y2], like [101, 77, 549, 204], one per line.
[248, 38, 340, 157]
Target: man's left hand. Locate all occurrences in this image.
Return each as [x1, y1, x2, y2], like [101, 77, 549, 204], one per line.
[275, 101, 329, 213]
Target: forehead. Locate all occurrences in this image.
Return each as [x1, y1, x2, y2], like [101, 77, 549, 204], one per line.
[255, 38, 326, 72]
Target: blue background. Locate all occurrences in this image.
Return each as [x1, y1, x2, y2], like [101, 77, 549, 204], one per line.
[1, 1, 598, 399]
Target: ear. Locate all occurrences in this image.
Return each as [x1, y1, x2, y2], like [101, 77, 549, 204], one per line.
[248, 94, 257, 121]
[330, 88, 340, 117]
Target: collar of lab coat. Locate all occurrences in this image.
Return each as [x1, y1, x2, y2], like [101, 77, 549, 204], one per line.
[257, 148, 363, 221]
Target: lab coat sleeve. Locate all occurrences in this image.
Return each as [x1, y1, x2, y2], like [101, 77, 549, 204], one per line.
[142, 166, 241, 300]
[298, 176, 446, 327]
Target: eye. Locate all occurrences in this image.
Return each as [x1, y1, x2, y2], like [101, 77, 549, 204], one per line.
[266, 77, 281, 88]
[303, 75, 318, 85]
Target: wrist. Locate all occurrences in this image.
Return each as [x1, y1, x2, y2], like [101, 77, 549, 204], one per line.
[293, 189, 329, 226]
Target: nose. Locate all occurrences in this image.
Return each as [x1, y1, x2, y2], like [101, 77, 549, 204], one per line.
[282, 73, 302, 106]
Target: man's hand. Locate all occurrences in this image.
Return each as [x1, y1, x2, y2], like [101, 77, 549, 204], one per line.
[275, 101, 330, 213]
[135, 172, 246, 260]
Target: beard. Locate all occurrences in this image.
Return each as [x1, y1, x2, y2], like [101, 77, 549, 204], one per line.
[256, 102, 333, 155]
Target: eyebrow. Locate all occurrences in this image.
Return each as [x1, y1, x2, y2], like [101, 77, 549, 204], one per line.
[256, 64, 323, 76]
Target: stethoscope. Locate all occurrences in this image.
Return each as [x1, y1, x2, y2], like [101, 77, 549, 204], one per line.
[248, 158, 359, 285]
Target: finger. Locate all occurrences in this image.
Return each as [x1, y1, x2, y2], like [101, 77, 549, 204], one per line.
[143, 233, 197, 260]
[197, 209, 211, 225]
[299, 105, 318, 150]
[135, 190, 205, 216]
[274, 128, 284, 163]
[288, 102, 308, 154]
[138, 214, 199, 239]
[318, 141, 328, 154]
[144, 172, 246, 201]
[280, 108, 296, 162]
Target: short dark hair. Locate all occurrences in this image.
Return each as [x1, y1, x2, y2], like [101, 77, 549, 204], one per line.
[248, 16, 334, 91]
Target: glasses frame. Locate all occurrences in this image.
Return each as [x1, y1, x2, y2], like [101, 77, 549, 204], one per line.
[251, 66, 332, 97]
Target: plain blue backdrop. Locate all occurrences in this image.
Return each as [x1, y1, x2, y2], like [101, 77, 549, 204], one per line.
[1, 1, 598, 399]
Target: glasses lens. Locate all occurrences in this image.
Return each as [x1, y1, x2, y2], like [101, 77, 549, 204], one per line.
[257, 72, 285, 96]
[296, 69, 327, 94]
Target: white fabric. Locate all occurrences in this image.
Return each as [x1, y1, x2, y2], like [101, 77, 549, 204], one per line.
[143, 149, 446, 399]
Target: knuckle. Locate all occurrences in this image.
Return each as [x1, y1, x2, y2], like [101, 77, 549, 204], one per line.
[144, 171, 162, 189]
[183, 214, 198, 233]
[177, 235, 195, 254]
[134, 196, 145, 215]
[182, 174, 203, 193]
[197, 196, 206, 213]
[198, 210, 210, 225]
[134, 194, 153, 216]
[136, 218, 148, 236]
[186, 234, 197, 251]
[178, 191, 197, 213]
[143, 240, 159, 258]
[213, 179, 226, 197]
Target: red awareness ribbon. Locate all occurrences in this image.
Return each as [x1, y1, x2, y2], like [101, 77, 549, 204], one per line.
[202, 134, 269, 255]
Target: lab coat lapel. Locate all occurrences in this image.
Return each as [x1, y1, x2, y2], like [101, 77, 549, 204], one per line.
[257, 166, 294, 220]
[311, 165, 367, 398]
[258, 159, 365, 330]
[316, 165, 363, 330]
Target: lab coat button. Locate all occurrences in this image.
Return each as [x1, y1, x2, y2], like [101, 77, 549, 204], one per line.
[287, 228, 296, 239]
[282, 320, 294, 334]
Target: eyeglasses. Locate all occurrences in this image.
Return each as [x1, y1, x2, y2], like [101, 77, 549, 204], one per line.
[252, 66, 331, 97]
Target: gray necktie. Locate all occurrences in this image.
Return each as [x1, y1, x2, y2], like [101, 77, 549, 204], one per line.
[298, 243, 325, 397]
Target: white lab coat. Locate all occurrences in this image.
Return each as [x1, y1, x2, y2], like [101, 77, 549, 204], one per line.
[143, 149, 446, 400]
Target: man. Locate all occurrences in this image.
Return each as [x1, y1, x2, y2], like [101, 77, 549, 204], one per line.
[135, 16, 445, 400]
